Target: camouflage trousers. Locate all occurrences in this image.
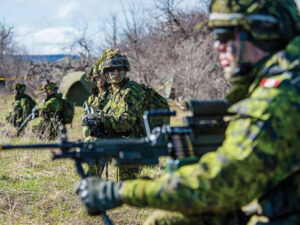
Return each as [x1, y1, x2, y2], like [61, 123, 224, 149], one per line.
[143, 210, 299, 225]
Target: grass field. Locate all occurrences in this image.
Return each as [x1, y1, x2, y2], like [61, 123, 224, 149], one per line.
[0, 95, 186, 225]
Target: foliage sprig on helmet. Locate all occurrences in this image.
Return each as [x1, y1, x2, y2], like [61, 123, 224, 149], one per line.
[102, 49, 130, 73]
[85, 48, 115, 82]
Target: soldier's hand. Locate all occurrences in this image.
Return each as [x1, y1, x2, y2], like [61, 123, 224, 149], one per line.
[75, 177, 123, 215]
[81, 113, 96, 126]
[82, 113, 103, 127]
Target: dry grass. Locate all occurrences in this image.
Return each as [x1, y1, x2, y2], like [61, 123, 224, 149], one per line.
[0, 95, 186, 225]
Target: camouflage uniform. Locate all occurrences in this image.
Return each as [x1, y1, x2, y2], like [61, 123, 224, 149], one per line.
[82, 50, 114, 176]
[118, 1, 300, 224]
[83, 49, 113, 140]
[102, 77, 147, 138]
[101, 49, 169, 138]
[7, 83, 36, 127]
[99, 49, 150, 180]
[32, 82, 63, 140]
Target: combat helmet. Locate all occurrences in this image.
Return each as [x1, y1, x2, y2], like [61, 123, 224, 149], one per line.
[102, 49, 130, 73]
[14, 82, 26, 91]
[208, 0, 300, 51]
[85, 48, 115, 82]
[38, 80, 58, 93]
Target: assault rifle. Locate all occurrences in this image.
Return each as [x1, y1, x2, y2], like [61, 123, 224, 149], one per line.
[82, 101, 104, 137]
[1, 99, 233, 225]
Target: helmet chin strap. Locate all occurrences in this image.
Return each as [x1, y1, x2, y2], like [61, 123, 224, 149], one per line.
[232, 32, 253, 80]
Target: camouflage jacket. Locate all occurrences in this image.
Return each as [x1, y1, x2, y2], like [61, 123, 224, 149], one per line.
[13, 92, 36, 124]
[83, 87, 110, 139]
[89, 87, 110, 111]
[102, 78, 147, 138]
[86, 87, 99, 107]
[120, 37, 300, 220]
[36, 93, 63, 121]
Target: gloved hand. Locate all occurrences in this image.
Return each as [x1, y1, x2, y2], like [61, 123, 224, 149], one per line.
[76, 176, 123, 215]
[82, 113, 102, 127]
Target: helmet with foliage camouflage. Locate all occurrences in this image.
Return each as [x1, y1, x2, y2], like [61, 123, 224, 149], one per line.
[85, 48, 115, 82]
[102, 49, 130, 73]
[38, 80, 58, 92]
[208, 0, 300, 51]
[14, 82, 26, 91]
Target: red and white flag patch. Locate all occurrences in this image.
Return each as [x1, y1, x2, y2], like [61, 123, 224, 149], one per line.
[260, 78, 281, 88]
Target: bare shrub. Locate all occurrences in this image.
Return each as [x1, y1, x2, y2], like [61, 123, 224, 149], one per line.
[111, 2, 230, 100]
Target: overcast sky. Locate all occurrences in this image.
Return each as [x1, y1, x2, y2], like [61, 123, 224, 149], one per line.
[0, 0, 201, 55]
[0, 0, 299, 55]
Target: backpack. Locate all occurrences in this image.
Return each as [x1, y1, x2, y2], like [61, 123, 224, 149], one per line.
[62, 99, 75, 124]
[141, 84, 170, 129]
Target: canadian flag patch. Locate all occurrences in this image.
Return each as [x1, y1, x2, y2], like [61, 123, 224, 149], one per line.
[260, 78, 281, 88]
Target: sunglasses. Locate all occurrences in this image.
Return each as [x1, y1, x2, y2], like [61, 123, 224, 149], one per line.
[213, 28, 236, 43]
[106, 67, 125, 73]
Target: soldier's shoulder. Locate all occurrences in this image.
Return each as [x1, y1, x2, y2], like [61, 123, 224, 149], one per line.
[123, 80, 146, 95]
[230, 71, 300, 120]
[46, 94, 62, 104]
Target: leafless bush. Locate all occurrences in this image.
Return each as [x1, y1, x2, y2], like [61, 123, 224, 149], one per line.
[0, 20, 29, 94]
[111, 1, 230, 100]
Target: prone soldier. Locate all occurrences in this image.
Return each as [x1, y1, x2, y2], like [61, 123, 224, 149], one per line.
[76, 0, 300, 224]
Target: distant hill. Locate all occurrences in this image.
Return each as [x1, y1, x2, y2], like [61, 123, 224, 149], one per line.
[20, 54, 80, 63]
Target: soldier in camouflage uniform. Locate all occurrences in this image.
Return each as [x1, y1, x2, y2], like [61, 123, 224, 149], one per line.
[7, 82, 36, 128]
[82, 50, 114, 177]
[99, 49, 148, 180]
[100, 49, 169, 138]
[82, 49, 113, 140]
[32, 81, 63, 140]
[76, 0, 300, 224]
[83, 49, 169, 179]
[100, 49, 147, 139]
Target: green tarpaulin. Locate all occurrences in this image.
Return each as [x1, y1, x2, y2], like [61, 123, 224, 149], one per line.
[59, 71, 95, 106]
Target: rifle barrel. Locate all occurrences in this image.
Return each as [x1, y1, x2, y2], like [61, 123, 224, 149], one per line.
[0, 143, 60, 150]
[0, 142, 81, 150]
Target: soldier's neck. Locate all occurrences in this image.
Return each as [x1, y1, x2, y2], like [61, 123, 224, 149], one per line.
[111, 78, 128, 91]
